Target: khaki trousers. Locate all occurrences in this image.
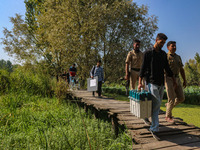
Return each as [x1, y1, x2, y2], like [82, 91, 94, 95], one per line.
[165, 76, 185, 117]
[130, 70, 139, 90]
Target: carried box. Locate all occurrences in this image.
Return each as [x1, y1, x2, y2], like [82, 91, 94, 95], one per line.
[129, 90, 152, 119]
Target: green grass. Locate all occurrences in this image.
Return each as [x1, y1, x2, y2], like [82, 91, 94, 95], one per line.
[103, 92, 200, 128]
[0, 93, 132, 149]
[160, 99, 200, 127]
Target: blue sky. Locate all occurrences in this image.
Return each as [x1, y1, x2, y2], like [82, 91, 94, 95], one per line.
[0, 0, 200, 64]
[134, 0, 200, 64]
[0, 0, 26, 63]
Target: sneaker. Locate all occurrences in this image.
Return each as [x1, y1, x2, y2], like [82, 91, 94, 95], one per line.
[149, 130, 161, 141]
[142, 118, 151, 125]
[98, 96, 102, 98]
[165, 117, 175, 123]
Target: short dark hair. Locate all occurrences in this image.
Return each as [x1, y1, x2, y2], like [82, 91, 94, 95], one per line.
[133, 39, 141, 44]
[97, 60, 101, 63]
[167, 41, 176, 47]
[73, 63, 76, 66]
[156, 33, 168, 40]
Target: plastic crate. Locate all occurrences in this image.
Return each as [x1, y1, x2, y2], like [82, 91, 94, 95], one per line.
[129, 90, 152, 119]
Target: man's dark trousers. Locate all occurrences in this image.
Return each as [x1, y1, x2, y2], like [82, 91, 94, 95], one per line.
[93, 81, 102, 96]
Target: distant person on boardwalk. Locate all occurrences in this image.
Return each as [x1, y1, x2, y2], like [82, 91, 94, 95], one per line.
[90, 60, 104, 98]
[138, 33, 176, 139]
[165, 41, 186, 123]
[69, 63, 77, 83]
[125, 39, 144, 90]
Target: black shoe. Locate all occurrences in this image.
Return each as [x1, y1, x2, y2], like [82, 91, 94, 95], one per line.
[142, 118, 151, 125]
[98, 96, 102, 98]
[149, 130, 161, 141]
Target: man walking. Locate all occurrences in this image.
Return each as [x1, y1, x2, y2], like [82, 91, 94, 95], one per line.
[125, 39, 143, 90]
[165, 41, 186, 123]
[125, 39, 151, 124]
[138, 33, 176, 139]
[90, 60, 104, 98]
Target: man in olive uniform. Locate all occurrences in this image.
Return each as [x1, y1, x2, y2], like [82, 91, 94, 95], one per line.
[125, 39, 143, 90]
[125, 39, 150, 125]
[165, 41, 187, 123]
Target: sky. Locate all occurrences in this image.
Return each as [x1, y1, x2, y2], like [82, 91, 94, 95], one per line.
[0, 0, 200, 64]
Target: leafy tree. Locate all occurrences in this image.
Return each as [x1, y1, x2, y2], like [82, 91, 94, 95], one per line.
[1, 0, 158, 84]
[0, 59, 13, 72]
[184, 53, 200, 86]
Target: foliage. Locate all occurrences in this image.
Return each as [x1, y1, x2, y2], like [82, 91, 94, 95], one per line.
[8, 67, 54, 97]
[1, 0, 158, 84]
[54, 78, 70, 101]
[183, 86, 200, 105]
[0, 69, 10, 94]
[0, 93, 132, 149]
[0, 59, 14, 72]
[184, 53, 200, 86]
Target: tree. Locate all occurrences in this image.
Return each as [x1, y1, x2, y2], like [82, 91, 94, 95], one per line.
[1, 0, 158, 84]
[184, 53, 200, 86]
[0, 59, 13, 72]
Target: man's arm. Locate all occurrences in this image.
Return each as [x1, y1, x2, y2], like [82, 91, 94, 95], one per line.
[125, 63, 129, 80]
[138, 76, 143, 90]
[164, 53, 177, 89]
[138, 52, 148, 90]
[180, 67, 187, 88]
[102, 68, 104, 82]
[90, 66, 94, 78]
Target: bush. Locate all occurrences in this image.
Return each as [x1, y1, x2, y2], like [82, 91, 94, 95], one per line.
[54, 78, 70, 102]
[9, 68, 54, 97]
[0, 69, 10, 94]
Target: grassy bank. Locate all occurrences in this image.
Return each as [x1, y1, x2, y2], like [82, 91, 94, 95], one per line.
[0, 93, 132, 149]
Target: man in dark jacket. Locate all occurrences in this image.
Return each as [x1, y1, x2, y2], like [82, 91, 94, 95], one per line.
[138, 33, 176, 139]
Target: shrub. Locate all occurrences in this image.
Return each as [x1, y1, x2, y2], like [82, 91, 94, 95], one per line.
[0, 69, 10, 94]
[54, 78, 70, 102]
[9, 68, 53, 97]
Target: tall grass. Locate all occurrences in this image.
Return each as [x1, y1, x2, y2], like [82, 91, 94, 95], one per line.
[0, 94, 132, 149]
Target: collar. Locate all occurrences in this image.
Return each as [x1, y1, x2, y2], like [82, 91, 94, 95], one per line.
[168, 52, 176, 56]
[132, 49, 140, 53]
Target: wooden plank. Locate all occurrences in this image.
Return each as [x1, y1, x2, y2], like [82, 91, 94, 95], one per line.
[159, 141, 200, 150]
[129, 129, 200, 145]
[132, 133, 200, 149]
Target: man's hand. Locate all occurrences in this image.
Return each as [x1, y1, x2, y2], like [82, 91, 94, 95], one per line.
[125, 75, 129, 80]
[138, 83, 143, 90]
[91, 76, 94, 79]
[183, 80, 187, 88]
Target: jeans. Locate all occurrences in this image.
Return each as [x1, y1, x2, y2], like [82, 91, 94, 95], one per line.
[148, 83, 164, 132]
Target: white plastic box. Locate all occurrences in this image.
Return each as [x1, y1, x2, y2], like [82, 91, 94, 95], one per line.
[129, 90, 152, 119]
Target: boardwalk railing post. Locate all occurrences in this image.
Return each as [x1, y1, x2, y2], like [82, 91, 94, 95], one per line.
[111, 114, 119, 137]
[84, 104, 88, 113]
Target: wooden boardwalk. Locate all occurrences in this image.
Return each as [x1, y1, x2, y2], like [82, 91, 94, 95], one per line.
[71, 90, 200, 150]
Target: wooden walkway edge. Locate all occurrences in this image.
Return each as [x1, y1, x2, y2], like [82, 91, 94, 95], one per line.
[71, 90, 200, 150]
